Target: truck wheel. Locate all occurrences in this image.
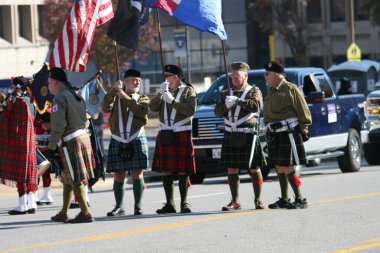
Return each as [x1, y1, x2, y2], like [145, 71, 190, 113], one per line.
[338, 129, 361, 173]
[363, 143, 380, 165]
[190, 171, 205, 184]
[260, 165, 272, 178]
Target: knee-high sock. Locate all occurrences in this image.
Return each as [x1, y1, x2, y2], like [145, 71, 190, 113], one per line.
[72, 184, 90, 215]
[251, 171, 263, 200]
[133, 178, 144, 209]
[113, 181, 125, 209]
[62, 184, 73, 214]
[178, 175, 189, 205]
[278, 173, 289, 200]
[228, 173, 240, 203]
[286, 171, 303, 199]
[162, 175, 174, 207]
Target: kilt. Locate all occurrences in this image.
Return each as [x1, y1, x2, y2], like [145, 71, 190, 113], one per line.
[152, 130, 196, 175]
[266, 128, 307, 166]
[0, 97, 38, 190]
[220, 131, 267, 169]
[58, 133, 95, 185]
[106, 135, 149, 172]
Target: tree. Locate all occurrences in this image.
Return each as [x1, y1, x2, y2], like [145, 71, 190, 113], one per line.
[41, 0, 159, 82]
[248, 0, 311, 66]
[368, 0, 380, 25]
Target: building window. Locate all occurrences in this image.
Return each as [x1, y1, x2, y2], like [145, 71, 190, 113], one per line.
[331, 0, 345, 22]
[18, 5, 32, 41]
[354, 0, 369, 20]
[0, 5, 12, 42]
[307, 0, 321, 23]
[0, 7, 3, 38]
[38, 5, 45, 37]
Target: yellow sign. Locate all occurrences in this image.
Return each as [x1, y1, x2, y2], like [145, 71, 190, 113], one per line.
[347, 43, 361, 61]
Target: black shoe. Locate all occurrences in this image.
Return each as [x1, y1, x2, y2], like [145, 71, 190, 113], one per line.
[69, 203, 80, 209]
[107, 207, 125, 217]
[27, 208, 36, 214]
[8, 210, 28, 215]
[268, 198, 290, 209]
[156, 204, 176, 214]
[36, 201, 45, 206]
[134, 206, 143, 216]
[286, 198, 308, 209]
[180, 203, 191, 213]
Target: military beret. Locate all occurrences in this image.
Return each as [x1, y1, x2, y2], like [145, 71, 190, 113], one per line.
[49, 67, 68, 84]
[264, 61, 284, 74]
[124, 69, 141, 79]
[164, 64, 183, 78]
[231, 62, 250, 72]
[12, 76, 29, 90]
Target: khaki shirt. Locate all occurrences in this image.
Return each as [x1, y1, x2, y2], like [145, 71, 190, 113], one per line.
[149, 84, 196, 126]
[101, 88, 149, 138]
[48, 88, 88, 149]
[215, 83, 262, 127]
[263, 79, 312, 134]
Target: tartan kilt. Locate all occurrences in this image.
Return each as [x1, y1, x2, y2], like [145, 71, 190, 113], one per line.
[58, 133, 95, 185]
[106, 135, 149, 172]
[0, 98, 38, 189]
[220, 131, 267, 169]
[266, 129, 307, 166]
[152, 130, 196, 175]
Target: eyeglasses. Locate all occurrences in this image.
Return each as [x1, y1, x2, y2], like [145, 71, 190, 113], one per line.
[164, 73, 174, 78]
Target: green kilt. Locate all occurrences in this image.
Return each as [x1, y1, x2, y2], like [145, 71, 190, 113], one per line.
[106, 135, 149, 173]
[58, 133, 95, 185]
[220, 131, 267, 169]
[266, 129, 307, 166]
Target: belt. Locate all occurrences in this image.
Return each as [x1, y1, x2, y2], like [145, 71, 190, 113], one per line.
[225, 126, 255, 133]
[159, 124, 192, 132]
[63, 129, 88, 142]
[267, 118, 299, 133]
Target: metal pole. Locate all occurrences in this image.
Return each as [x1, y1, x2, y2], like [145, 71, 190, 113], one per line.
[155, 10, 165, 80]
[113, 41, 120, 80]
[220, 40, 230, 91]
[186, 26, 191, 83]
[350, 0, 355, 43]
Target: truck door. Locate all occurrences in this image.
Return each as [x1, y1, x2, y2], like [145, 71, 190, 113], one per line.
[303, 73, 342, 136]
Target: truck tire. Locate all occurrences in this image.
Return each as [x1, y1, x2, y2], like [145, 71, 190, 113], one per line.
[338, 129, 361, 173]
[190, 171, 205, 184]
[363, 143, 380, 165]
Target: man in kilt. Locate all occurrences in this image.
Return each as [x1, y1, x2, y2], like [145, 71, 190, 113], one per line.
[46, 67, 96, 223]
[215, 62, 267, 211]
[263, 61, 312, 209]
[101, 69, 149, 216]
[149, 64, 197, 214]
[0, 77, 39, 215]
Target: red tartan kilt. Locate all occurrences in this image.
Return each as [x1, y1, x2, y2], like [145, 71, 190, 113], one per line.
[152, 130, 196, 175]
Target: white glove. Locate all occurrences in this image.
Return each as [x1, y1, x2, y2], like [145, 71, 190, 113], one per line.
[163, 91, 175, 104]
[159, 82, 169, 94]
[225, 95, 238, 109]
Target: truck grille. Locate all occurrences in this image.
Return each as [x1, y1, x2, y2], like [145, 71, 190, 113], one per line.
[193, 117, 224, 139]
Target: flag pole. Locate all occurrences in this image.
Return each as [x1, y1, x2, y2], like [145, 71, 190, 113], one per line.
[113, 41, 121, 80]
[221, 40, 231, 91]
[155, 9, 165, 80]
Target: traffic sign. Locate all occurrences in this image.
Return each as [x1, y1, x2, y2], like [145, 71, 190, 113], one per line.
[347, 42, 361, 61]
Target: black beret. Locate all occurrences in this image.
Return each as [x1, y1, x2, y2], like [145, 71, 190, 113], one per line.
[12, 76, 29, 90]
[231, 62, 250, 72]
[49, 67, 68, 84]
[264, 61, 284, 74]
[164, 64, 183, 78]
[124, 69, 141, 79]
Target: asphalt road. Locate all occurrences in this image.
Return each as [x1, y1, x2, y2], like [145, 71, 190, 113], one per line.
[1, 161, 380, 253]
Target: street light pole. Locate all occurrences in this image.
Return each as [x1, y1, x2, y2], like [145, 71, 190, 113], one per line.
[349, 0, 355, 43]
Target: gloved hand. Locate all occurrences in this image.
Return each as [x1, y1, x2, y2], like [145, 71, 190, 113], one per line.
[225, 95, 238, 109]
[44, 148, 56, 161]
[301, 132, 310, 142]
[159, 82, 169, 94]
[163, 91, 176, 104]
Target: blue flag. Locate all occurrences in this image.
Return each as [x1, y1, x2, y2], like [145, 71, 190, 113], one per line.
[79, 78, 106, 117]
[148, 0, 227, 40]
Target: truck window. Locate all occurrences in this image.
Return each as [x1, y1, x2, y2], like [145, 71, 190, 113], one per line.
[314, 74, 334, 98]
[302, 76, 317, 96]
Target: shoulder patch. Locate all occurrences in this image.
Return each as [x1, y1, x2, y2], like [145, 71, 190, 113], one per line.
[52, 103, 59, 112]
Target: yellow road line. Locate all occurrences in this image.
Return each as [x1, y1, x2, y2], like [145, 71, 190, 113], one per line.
[331, 242, 380, 253]
[1, 192, 380, 253]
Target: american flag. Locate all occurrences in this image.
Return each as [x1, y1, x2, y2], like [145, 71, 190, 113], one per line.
[49, 0, 114, 72]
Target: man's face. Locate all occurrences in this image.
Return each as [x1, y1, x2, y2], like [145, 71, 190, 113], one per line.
[264, 71, 281, 88]
[231, 70, 247, 90]
[48, 78, 58, 95]
[124, 76, 141, 94]
[164, 72, 180, 90]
